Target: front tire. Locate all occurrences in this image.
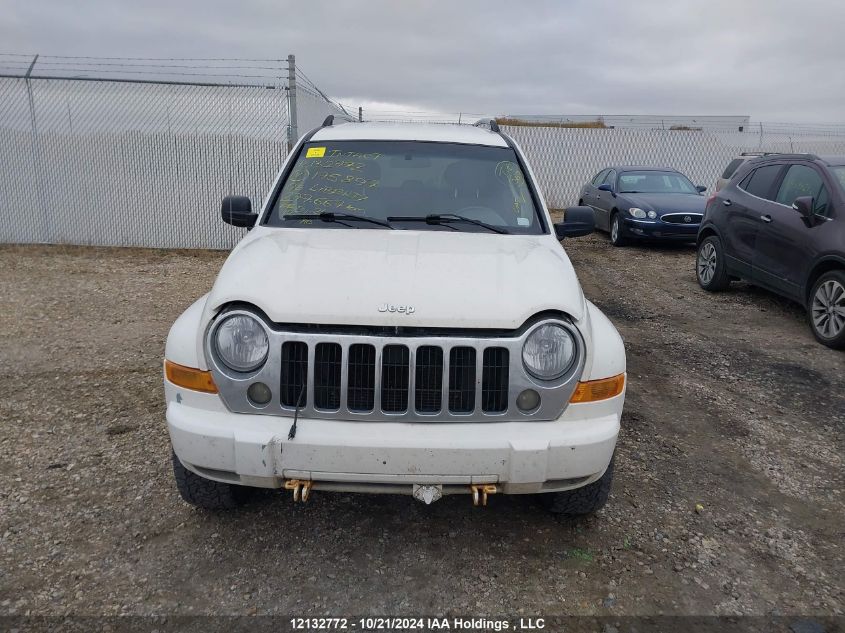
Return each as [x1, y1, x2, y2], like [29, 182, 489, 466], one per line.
[544, 458, 614, 516]
[609, 213, 627, 247]
[808, 270, 845, 349]
[172, 450, 248, 510]
[696, 235, 731, 291]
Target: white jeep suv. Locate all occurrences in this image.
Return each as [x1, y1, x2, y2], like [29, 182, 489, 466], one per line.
[163, 119, 626, 515]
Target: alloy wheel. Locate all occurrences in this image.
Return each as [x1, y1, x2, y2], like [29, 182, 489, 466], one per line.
[611, 217, 619, 243]
[811, 279, 845, 339]
[697, 242, 717, 286]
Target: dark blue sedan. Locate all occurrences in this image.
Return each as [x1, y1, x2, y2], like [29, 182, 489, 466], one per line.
[578, 166, 707, 246]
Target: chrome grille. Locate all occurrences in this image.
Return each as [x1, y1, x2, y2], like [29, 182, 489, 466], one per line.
[414, 346, 443, 413]
[381, 345, 410, 413]
[347, 344, 376, 412]
[280, 341, 307, 407]
[661, 213, 702, 224]
[448, 347, 476, 413]
[482, 347, 510, 413]
[313, 343, 341, 410]
[206, 314, 587, 423]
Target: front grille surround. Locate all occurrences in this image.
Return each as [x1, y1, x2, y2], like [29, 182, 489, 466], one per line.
[206, 310, 586, 423]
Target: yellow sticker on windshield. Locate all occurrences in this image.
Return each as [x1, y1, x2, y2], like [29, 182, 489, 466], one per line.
[306, 147, 326, 158]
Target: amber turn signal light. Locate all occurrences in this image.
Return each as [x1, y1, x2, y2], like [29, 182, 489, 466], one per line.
[569, 373, 625, 403]
[164, 360, 218, 394]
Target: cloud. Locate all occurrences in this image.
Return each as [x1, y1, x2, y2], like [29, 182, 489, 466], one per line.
[2, 0, 844, 121]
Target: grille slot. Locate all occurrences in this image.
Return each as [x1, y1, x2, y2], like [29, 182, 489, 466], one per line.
[313, 343, 342, 410]
[482, 347, 509, 413]
[381, 345, 410, 413]
[280, 341, 308, 407]
[415, 346, 443, 413]
[347, 343, 376, 412]
[448, 347, 476, 413]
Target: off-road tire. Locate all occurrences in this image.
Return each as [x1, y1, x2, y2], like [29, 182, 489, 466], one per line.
[544, 458, 614, 516]
[172, 450, 247, 510]
[696, 235, 731, 291]
[808, 270, 845, 349]
[609, 213, 627, 247]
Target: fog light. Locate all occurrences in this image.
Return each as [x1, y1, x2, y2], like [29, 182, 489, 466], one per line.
[517, 389, 541, 412]
[247, 382, 272, 406]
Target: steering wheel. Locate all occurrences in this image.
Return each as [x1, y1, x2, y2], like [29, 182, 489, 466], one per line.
[453, 206, 509, 226]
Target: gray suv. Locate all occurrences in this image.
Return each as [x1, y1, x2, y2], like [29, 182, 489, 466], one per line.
[697, 153, 845, 348]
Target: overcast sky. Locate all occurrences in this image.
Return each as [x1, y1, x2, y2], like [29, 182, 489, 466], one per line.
[3, 0, 844, 122]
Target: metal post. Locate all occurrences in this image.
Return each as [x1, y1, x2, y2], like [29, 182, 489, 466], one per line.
[23, 54, 51, 242]
[287, 54, 298, 146]
[358, 106, 362, 122]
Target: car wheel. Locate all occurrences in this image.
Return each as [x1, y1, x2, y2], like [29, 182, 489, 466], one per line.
[172, 450, 248, 510]
[609, 213, 627, 246]
[696, 236, 731, 291]
[808, 270, 845, 349]
[544, 458, 614, 517]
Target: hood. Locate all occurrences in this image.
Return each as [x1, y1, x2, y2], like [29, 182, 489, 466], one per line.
[621, 192, 706, 214]
[203, 227, 585, 329]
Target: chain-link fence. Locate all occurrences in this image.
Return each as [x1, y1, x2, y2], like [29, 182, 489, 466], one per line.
[4, 64, 845, 248]
[501, 123, 845, 210]
[0, 72, 346, 249]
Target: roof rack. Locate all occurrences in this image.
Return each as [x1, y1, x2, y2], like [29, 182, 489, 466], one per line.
[474, 118, 500, 133]
[749, 152, 819, 161]
[322, 115, 334, 127]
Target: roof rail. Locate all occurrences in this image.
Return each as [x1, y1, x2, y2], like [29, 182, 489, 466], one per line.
[474, 118, 500, 133]
[749, 152, 819, 161]
[322, 115, 334, 127]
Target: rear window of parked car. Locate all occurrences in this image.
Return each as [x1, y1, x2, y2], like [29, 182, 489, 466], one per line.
[738, 164, 783, 200]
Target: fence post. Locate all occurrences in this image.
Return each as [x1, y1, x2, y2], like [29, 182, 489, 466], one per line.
[23, 55, 51, 242]
[287, 54, 298, 146]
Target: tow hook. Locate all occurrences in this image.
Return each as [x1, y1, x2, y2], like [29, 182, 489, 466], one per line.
[283, 479, 313, 503]
[412, 484, 443, 505]
[470, 484, 498, 506]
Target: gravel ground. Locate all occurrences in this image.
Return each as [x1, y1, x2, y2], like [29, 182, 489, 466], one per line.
[0, 235, 843, 619]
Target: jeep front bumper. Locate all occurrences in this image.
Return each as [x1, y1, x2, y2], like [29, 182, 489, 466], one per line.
[165, 378, 623, 497]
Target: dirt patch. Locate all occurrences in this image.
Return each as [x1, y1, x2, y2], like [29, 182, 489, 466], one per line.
[0, 239, 842, 617]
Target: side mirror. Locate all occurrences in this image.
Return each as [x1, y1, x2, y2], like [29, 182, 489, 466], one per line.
[792, 196, 813, 219]
[597, 183, 613, 193]
[221, 195, 258, 228]
[696, 185, 707, 193]
[554, 206, 595, 240]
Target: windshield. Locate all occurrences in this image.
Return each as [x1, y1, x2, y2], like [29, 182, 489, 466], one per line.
[618, 170, 698, 194]
[266, 140, 544, 234]
[830, 166, 845, 192]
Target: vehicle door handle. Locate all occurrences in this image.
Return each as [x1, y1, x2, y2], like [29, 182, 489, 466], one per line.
[722, 200, 732, 206]
[760, 215, 772, 223]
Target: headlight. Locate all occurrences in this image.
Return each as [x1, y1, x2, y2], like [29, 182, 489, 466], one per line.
[647, 210, 657, 219]
[214, 314, 269, 372]
[628, 208, 647, 219]
[522, 324, 577, 380]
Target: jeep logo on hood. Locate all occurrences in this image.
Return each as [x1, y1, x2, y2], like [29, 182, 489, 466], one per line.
[378, 303, 416, 315]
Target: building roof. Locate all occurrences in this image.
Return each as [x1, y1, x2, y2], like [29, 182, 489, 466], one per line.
[310, 121, 509, 147]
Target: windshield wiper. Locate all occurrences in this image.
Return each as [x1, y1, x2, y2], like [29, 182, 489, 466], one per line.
[284, 213, 394, 229]
[387, 213, 509, 234]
